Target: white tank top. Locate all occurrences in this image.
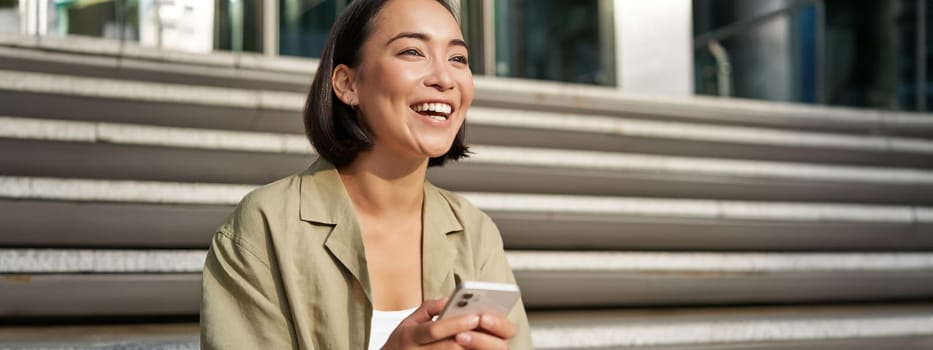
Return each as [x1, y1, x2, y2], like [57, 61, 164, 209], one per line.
[368, 306, 418, 350]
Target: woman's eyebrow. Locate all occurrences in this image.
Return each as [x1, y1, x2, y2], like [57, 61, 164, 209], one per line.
[451, 38, 469, 51]
[386, 32, 428, 46]
[386, 32, 469, 50]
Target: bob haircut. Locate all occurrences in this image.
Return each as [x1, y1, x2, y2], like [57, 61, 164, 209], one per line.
[304, 0, 468, 167]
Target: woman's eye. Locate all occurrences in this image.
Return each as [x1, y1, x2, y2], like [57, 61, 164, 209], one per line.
[401, 49, 423, 56]
[451, 55, 469, 64]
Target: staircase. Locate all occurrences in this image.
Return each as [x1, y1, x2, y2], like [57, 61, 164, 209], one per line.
[2, 33, 933, 349]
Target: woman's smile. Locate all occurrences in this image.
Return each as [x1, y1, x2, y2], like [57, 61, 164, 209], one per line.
[410, 99, 455, 124]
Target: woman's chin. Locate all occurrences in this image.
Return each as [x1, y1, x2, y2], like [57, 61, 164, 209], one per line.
[425, 149, 452, 159]
[420, 143, 455, 159]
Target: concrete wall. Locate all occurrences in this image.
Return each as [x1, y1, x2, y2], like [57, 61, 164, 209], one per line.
[615, 0, 694, 97]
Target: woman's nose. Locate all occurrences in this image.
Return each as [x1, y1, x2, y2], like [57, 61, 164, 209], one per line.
[424, 58, 455, 91]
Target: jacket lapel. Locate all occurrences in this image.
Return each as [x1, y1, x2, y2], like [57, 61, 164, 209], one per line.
[299, 159, 372, 301]
[421, 182, 464, 300]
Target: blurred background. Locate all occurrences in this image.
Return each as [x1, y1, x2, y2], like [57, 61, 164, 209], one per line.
[1, 0, 933, 349]
[5, 0, 933, 109]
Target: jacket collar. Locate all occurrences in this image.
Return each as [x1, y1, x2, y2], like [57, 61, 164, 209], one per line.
[298, 158, 463, 301]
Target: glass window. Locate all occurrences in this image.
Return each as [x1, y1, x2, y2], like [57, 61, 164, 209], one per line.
[494, 0, 616, 86]
[277, 0, 479, 60]
[47, 0, 219, 52]
[49, 0, 139, 41]
[279, 0, 348, 58]
[694, 0, 812, 103]
[138, 0, 215, 52]
[0, 0, 18, 34]
[695, 0, 932, 112]
[824, 0, 917, 111]
[926, 0, 933, 110]
[215, 0, 263, 52]
[458, 0, 486, 74]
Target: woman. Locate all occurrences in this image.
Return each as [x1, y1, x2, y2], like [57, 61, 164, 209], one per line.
[200, 0, 533, 348]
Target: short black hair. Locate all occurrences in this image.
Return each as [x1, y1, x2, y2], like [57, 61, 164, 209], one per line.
[304, 0, 468, 167]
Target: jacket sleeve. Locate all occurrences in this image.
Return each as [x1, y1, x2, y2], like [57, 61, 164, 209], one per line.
[200, 222, 299, 349]
[477, 214, 535, 350]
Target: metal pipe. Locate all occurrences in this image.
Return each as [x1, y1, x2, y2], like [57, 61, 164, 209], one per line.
[708, 40, 732, 97]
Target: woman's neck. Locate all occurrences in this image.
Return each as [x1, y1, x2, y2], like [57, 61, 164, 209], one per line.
[337, 151, 428, 217]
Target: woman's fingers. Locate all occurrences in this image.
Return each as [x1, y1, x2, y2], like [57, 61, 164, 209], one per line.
[476, 314, 517, 340]
[385, 299, 516, 349]
[412, 314, 480, 345]
[447, 315, 515, 349]
[453, 330, 509, 350]
[403, 298, 449, 324]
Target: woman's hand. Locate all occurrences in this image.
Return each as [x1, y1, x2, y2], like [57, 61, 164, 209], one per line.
[381, 298, 517, 349]
[454, 312, 517, 349]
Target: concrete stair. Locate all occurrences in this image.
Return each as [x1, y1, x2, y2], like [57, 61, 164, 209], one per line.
[1, 34, 933, 349]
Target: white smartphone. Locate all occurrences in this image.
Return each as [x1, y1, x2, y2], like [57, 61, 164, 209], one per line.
[437, 281, 521, 320]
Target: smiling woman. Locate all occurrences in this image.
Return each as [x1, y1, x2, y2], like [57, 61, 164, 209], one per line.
[199, 0, 532, 349]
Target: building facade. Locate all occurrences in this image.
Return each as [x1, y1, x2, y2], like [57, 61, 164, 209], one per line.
[3, 0, 931, 113]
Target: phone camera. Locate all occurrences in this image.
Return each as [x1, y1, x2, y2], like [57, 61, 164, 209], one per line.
[462, 293, 473, 299]
[457, 300, 469, 307]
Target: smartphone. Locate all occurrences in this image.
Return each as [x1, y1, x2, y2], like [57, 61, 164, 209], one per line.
[437, 281, 521, 320]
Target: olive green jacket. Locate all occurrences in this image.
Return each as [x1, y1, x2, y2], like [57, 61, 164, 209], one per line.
[200, 159, 533, 349]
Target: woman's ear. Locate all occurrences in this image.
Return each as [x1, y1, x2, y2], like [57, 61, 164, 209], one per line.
[332, 64, 358, 107]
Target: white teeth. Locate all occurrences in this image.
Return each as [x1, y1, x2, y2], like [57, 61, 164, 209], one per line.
[412, 102, 453, 116]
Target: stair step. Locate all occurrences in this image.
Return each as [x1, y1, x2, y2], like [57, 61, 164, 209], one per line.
[2, 249, 933, 311]
[0, 32, 313, 90]
[0, 273, 200, 317]
[473, 77, 933, 137]
[0, 69, 301, 111]
[5, 176, 931, 224]
[0, 43, 310, 92]
[6, 249, 933, 274]
[1, 176, 931, 250]
[4, 198, 930, 250]
[468, 107, 933, 166]
[0, 323, 199, 350]
[3, 305, 931, 349]
[528, 304, 933, 349]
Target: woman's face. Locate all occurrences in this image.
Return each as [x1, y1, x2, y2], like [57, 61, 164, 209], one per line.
[351, 0, 473, 162]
